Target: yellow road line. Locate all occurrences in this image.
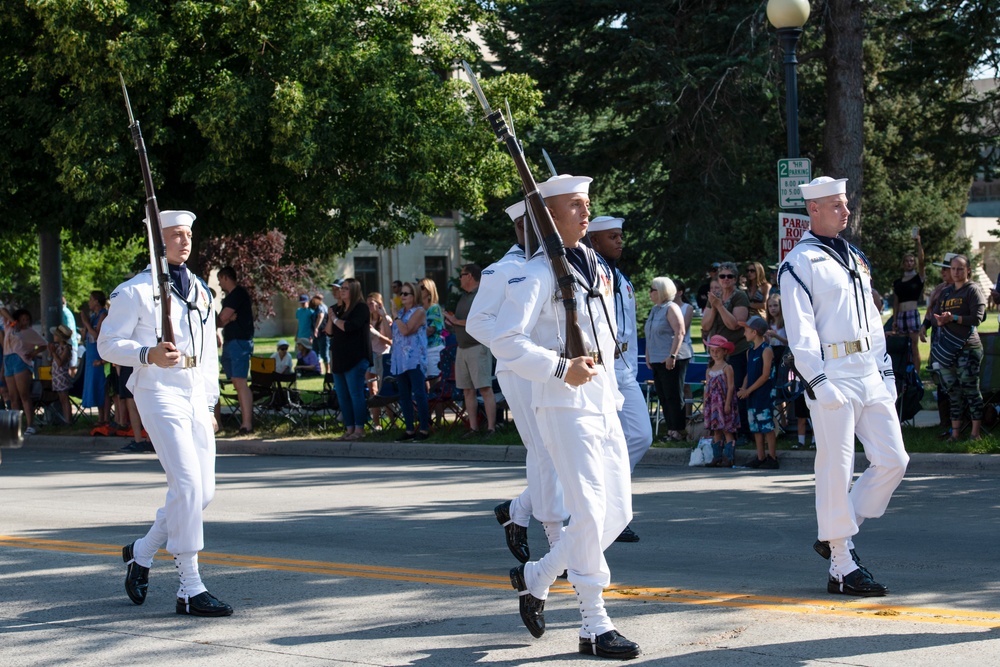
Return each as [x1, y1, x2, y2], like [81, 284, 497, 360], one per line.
[2, 535, 997, 628]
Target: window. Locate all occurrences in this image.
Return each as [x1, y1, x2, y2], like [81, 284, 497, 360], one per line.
[424, 256, 449, 300]
[353, 257, 379, 297]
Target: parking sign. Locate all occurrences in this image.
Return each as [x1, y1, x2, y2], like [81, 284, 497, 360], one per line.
[778, 158, 811, 208]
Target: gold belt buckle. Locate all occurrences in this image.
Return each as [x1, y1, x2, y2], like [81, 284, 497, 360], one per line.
[844, 340, 862, 355]
[180, 355, 198, 368]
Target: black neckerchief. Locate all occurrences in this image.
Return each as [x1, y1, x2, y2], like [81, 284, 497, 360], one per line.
[567, 246, 596, 288]
[169, 263, 190, 299]
[811, 233, 851, 266]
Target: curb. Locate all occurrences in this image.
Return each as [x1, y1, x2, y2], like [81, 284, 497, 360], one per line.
[17, 435, 1000, 474]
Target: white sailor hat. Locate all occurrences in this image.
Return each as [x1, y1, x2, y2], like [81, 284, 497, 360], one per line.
[588, 216, 623, 233]
[798, 177, 847, 200]
[538, 174, 592, 199]
[505, 200, 526, 221]
[159, 210, 197, 228]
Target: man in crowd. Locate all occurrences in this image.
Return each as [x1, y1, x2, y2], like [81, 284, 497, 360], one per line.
[217, 266, 255, 435]
[445, 263, 497, 437]
[99, 210, 232, 617]
[587, 215, 652, 542]
[779, 176, 909, 597]
[492, 174, 640, 660]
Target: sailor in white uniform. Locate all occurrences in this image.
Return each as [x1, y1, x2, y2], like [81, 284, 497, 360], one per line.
[98, 210, 233, 617]
[587, 215, 653, 543]
[492, 175, 640, 660]
[779, 177, 909, 597]
[467, 201, 567, 564]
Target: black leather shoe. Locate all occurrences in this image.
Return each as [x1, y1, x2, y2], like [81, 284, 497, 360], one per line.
[510, 564, 545, 638]
[579, 630, 642, 660]
[827, 568, 888, 596]
[494, 500, 530, 563]
[614, 525, 640, 543]
[813, 540, 873, 578]
[122, 542, 149, 605]
[176, 591, 234, 617]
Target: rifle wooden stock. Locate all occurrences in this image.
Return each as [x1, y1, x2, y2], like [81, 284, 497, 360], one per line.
[484, 109, 587, 359]
[120, 76, 174, 345]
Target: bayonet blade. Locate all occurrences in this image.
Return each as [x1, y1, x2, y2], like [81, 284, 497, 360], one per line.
[542, 148, 558, 178]
[461, 60, 492, 114]
[118, 72, 136, 126]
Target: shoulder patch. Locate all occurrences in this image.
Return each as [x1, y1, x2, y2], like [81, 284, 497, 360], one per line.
[508, 276, 526, 285]
[110, 291, 119, 299]
[810, 256, 827, 263]
[482, 269, 495, 275]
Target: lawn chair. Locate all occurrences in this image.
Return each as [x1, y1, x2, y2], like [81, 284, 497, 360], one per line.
[367, 355, 402, 430]
[427, 339, 466, 432]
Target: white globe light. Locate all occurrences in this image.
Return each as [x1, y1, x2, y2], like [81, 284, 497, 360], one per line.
[767, 0, 810, 29]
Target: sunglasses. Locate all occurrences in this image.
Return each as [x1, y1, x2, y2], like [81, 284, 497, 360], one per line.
[718, 274, 736, 279]
[747, 268, 756, 272]
[278, 346, 289, 350]
[401, 291, 414, 296]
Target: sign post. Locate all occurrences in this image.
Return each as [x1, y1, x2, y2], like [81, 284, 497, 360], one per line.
[778, 158, 811, 208]
[777, 158, 811, 263]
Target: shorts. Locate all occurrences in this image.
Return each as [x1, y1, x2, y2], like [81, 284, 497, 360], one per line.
[894, 309, 922, 334]
[747, 405, 774, 433]
[455, 344, 493, 389]
[3, 353, 29, 377]
[107, 365, 120, 397]
[222, 339, 254, 380]
[118, 365, 135, 400]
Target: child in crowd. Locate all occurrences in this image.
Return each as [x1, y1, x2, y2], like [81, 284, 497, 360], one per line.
[48, 324, 74, 425]
[271, 339, 294, 375]
[703, 334, 739, 467]
[764, 293, 790, 430]
[737, 316, 778, 469]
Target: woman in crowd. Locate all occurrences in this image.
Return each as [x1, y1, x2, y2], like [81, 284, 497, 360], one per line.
[327, 278, 371, 441]
[891, 231, 926, 373]
[80, 290, 109, 424]
[418, 278, 445, 380]
[745, 261, 771, 320]
[390, 281, 430, 441]
[295, 338, 321, 375]
[931, 255, 987, 441]
[645, 277, 692, 442]
[271, 339, 294, 375]
[367, 292, 393, 427]
[0, 307, 47, 435]
[701, 262, 751, 435]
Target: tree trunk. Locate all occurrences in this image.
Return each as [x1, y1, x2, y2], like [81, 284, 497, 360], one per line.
[823, 0, 865, 241]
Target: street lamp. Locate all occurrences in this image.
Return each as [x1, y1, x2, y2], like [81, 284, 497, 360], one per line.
[767, 0, 810, 159]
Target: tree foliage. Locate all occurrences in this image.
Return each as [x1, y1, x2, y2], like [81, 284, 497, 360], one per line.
[0, 0, 529, 262]
[198, 229, 308, 321]
[481, 0, 1000, 291]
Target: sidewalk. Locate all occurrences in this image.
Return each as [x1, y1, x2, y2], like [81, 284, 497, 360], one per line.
[19, 409, 1000, 474]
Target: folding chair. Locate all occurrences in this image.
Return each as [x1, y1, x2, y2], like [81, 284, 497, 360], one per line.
[295, 373, 341, 431]
[427, 340, 466, 431]
[32, 366, 67, 426]
[367, 355, 402, 430]
[683, 359, 708, 426]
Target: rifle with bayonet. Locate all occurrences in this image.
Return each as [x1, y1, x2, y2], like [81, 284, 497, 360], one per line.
[462, 61, 586, 359]
[119, 73, 174, 345]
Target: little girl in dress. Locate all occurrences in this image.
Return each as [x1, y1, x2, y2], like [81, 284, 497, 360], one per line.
[703, 334, 740, 467]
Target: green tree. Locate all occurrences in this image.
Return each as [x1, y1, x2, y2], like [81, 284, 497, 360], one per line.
[0, 0, 525, 261]
[480, 1, 1000, 291]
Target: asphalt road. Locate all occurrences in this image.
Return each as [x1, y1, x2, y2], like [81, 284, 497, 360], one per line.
[1, 444, 998, 666]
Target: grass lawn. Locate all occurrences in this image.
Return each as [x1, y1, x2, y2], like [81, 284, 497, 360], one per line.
[38, 321, 1000, 454]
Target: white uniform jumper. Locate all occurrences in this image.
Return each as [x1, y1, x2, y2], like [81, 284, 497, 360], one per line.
[603, 260, 653, 471]
[492, 247, 632, 638]
[467, 245, 567, 533]
[98, 266, 219, 596]
[779, 232, 908, 570]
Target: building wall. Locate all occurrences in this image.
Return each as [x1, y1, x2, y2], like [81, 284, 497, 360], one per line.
[254, 213, 464, 338]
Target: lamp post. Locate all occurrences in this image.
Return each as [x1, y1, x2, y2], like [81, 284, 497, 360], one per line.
[767, 0, 810, 159]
